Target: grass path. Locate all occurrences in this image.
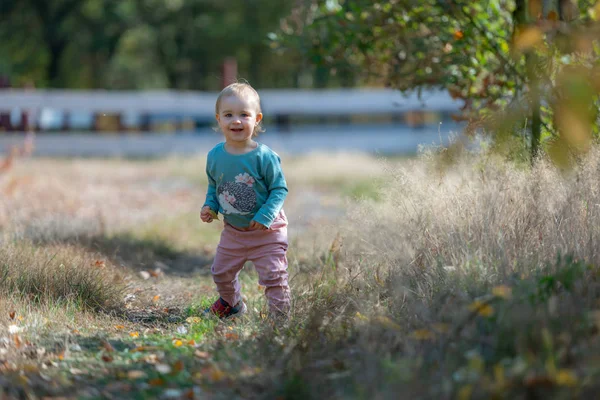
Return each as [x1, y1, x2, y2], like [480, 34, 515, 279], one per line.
[6, 151, 600, 399]
[0, 153, 385, 399]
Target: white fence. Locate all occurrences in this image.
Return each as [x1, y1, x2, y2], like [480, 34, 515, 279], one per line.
[0, 88, 462, 116]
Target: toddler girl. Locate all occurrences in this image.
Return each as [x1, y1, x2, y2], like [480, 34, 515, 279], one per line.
[200, 82, 290, 319]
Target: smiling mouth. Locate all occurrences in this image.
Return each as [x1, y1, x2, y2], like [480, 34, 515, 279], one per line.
[230, 128, 244, 132]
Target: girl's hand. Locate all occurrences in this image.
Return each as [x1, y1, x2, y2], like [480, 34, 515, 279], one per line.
[249, 220, 268, 231]
[201, 206, 217, 223]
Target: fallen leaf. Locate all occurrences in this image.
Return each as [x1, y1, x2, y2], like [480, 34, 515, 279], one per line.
[102, 341, 115, 353]
[202, 366, 226, 382]
[173, 340, 184, 347]
[150, 268, 162, 278]
[186, 317, 202, 324]
[469, 301, 494, 317]
[152, 295, 161, 303]
[173, 360, 185, 373]
[114, 325, 125, 330]
[195, 350, 211, 359]
[148, 378, 165, 386]
[127, 370, 147, 379]
[139, 271, 151, 280]
[129, 332, 140, 338]
[9, 311, 15, 320]
[102, 354, 114, 363]
[155, 364, 172, 374]
[492, 285, 512, 299]
[355, 312, 368, 321]
[411, 329, 435, 340]
[555, 369, 578, 387]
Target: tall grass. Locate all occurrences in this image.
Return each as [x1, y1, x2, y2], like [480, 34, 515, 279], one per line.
[224, 148, 600, 399]
[0, 242, 124, 311]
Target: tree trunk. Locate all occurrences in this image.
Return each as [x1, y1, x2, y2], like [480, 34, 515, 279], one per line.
[527, 53, 542, 161]
[47, 41, 67, 88]
[514, 0, 543, 163]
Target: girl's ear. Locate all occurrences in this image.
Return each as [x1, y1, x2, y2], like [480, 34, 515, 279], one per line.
[255, 113, 263, 124]
[215, 114, 220, 123]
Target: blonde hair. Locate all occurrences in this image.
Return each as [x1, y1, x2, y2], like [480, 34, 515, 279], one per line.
[215, 82, 265, 136]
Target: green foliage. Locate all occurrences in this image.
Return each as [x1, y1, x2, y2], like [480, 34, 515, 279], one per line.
[0, 0, 299, 89]
[280, 0, 600, 162]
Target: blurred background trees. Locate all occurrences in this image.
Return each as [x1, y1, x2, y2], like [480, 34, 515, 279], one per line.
[2, 0, 599, 163]
[0, 0, 308, 90]
[276, 0, 600, 162]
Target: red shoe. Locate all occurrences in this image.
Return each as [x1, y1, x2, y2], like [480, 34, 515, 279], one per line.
[205, 297, 247, 319]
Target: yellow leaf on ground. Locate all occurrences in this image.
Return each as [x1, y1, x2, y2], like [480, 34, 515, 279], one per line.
[355, 312, 368, 321]
[492, 285, 512, 299]
[469, 301, 494, 317]
[411, 329, 436, 340]
[208, 366, 226, 382]
[186, 317, 202, 324]
[129, 332, 140, 338]
[555, 369, 578, 387]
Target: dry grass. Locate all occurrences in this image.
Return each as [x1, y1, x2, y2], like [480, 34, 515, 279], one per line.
[251, 148, 600, 399]
[3, 148, 600, 398]
[0, 242, 125, 312]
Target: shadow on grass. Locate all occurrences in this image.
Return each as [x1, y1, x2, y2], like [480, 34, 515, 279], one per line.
[87, 233, 214, 276]
[85, 234, 213, 276]
[32, 232, 214, 277]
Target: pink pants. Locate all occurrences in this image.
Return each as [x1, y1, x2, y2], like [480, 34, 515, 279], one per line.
[211, 211, 290, 313]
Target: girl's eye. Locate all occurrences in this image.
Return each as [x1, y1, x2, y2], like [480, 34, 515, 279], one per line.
[241, 113, 248, 117]
[225, 114, 232, 117]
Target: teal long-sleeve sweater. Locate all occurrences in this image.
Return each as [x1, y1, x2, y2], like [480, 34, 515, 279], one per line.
[203, 142, 288, 229]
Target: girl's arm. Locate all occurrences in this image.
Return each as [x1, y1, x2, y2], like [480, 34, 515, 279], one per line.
[203, 158, 220, 212]
[253, 153, 288, 228]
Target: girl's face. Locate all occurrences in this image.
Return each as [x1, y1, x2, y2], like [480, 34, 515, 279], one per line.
[216, 95, 263, 145]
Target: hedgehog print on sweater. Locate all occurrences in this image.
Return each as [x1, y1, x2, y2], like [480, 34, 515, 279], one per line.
[217, 173, 257, 215]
